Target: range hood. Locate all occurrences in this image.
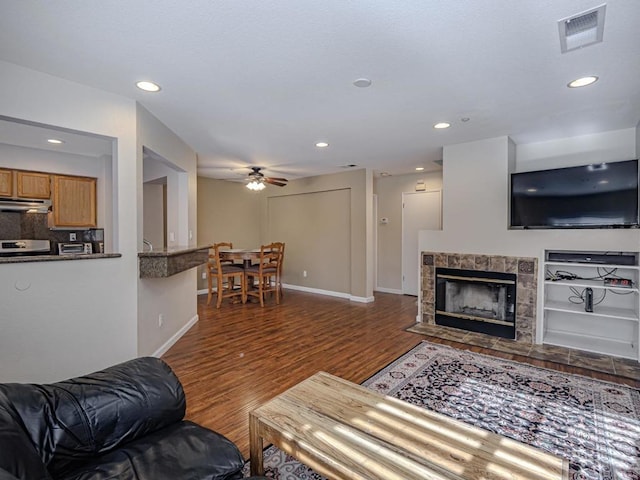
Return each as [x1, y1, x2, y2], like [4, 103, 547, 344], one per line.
[0, 197, 52, 213]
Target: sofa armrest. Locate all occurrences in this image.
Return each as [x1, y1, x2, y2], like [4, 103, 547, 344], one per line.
[0, 357, 185, 474]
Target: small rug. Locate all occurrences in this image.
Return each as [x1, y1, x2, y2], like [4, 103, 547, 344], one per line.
[245, 341, 640, 480]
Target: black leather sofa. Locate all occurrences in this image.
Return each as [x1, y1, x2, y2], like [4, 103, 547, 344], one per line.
[0, 357, 262, 480]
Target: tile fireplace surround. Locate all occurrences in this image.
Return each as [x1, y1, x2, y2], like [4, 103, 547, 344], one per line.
[421, 252, 538, 344]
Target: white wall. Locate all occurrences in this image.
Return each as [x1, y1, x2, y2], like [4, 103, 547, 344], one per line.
[0, 60, 138, 382]
[136, 105, 199, 357]
[420, 130, 640, 258]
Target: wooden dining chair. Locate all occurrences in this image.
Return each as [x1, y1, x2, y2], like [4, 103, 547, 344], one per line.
[244, 242, 282, 307]
[275, 241, 285, 298]
[207, 242, 246, 308]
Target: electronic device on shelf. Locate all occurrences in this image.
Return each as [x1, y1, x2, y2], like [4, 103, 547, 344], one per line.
[604, 277, 634, 288]
[584, 287, 594, 312]
[547, 250, 638, 265]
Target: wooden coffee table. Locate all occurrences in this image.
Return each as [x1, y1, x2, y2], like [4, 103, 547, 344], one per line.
[249, 371, 568, 479]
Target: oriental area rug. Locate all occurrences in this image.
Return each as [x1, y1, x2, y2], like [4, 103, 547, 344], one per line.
[245, 341, 640, 480]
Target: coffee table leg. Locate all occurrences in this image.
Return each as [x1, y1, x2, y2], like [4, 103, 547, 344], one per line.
[249, 413, 264, 475]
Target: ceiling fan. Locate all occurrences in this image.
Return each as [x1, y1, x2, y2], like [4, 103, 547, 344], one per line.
[246, 166, 288, 190]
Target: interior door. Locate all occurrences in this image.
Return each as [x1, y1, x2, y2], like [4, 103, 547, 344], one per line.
[402, 190, 441, 295]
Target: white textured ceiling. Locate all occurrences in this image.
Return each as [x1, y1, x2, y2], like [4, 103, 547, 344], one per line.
[0, 1, 639, 181]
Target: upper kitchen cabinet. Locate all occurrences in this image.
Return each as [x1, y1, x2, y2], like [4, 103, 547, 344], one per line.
[16, 170, 51, 199]
[0, 169, 12, 197]
[0, 169, 51, 199]
[50, 174, 97, 227]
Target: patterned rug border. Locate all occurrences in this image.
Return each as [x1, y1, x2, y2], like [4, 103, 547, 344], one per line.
[387, 340, 640, 391]
[405, 325, 640, 383]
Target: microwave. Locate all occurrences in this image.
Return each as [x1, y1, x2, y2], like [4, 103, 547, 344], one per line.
[58, 242, 92, 255]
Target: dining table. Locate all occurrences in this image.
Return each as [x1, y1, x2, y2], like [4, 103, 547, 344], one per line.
[218, 248, 262, 268]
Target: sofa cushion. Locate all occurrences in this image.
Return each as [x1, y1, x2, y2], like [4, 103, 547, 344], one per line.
[55, 421, 245, 480]
[0, 394, 52, 480]
[0, 357, 185, 475]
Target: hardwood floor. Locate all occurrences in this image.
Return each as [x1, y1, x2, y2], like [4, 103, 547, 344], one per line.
[162, 290, 639, 460]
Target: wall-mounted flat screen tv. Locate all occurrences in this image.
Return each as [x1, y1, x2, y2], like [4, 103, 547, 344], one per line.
[510, 159, 639, 229]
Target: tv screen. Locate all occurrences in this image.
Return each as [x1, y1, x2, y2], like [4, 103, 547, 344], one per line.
[510, 159, 639, 229]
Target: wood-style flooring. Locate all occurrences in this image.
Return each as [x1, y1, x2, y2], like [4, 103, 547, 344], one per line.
[162, 290, 639, 460]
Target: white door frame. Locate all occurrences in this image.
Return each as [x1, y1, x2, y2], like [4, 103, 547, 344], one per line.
[373, 193, 378, 292]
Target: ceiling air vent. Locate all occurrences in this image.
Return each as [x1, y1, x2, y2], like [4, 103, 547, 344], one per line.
[558, 4, 606, 53]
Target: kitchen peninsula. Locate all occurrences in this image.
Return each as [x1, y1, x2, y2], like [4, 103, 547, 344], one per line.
[138, 245, 210, 278]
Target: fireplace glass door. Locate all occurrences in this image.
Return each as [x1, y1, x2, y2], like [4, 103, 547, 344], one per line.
[435, 268, 516, 339]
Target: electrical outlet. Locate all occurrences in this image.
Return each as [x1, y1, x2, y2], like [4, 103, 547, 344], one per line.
[158, 314, 164, 327]
[303, 270, 307, 278]
[202, 272, 206, 279]
[69, 233, 77, 241]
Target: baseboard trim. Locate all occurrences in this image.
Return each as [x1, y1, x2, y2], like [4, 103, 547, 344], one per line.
[282, 284, 374, 303]
[374, 287, 403, 295]
[283, 283, 349, 299]
[200, 284, 375, 303]
[152, 314, 199, 358]
[350, 295, 375, 303]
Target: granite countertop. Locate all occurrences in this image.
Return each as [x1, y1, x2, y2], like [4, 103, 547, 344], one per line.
[137, 245, 212, 257]
[0, 253, 122, 264]
[138, 245, 211, 278]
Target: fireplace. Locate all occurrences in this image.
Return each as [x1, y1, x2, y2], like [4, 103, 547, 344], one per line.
[435, 268, 516, 339]
[421, 252, 538, 345]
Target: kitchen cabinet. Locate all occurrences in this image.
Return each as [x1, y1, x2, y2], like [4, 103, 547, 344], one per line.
[51, 174, 97, 227]
[16, 170, 51, 199]
[0, 169, 12, 197]
[541, 249, 639, 360]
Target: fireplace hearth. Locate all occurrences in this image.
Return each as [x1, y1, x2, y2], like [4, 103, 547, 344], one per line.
[435, 268, 516, 339]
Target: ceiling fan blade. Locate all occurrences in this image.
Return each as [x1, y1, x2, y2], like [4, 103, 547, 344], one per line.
[265, 179, 287, 187]
[266, 177, 288, 182]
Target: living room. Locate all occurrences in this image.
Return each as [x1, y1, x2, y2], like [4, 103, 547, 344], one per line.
[1, 2, 640, 478]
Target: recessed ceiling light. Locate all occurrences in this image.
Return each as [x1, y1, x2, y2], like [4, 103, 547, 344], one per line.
[415, 167, 425, 171]
[47, 138, 64, 144]
[353, 78, 372, 88]
[315, 142, 329, 148]
[461, 117, 470, 122]
[433, 122, 451, 129]
[136, 81, 161, 92]
[567, 76, 598, 88]
[527, 188, 538, 193]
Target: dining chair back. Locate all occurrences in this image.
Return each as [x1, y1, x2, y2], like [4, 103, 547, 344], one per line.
[245, 242, 282, 307]
[274, 241, 285, 298]
[207, 242, 246, 308]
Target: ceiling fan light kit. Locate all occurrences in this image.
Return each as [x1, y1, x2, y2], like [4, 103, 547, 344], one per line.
[246, 180, 265, 191]
[245, 166, 288, 190]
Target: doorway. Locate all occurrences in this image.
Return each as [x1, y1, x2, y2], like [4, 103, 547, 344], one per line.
[401, 190, 441, 295]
